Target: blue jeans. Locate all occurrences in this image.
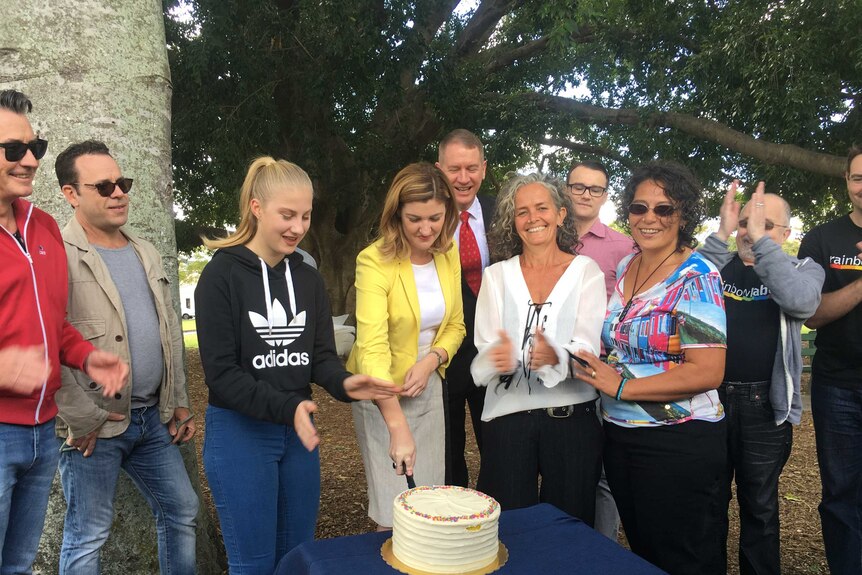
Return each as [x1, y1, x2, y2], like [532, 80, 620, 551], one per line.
[811, 380, 862, 575]
[58, 406, 198, 575]
[0, 419, 59, 575]
[718, 382, 793, 575]
[203, 405, 320, 575]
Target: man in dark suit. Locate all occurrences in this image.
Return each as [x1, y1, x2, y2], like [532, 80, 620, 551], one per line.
[435, 129, 494, 487]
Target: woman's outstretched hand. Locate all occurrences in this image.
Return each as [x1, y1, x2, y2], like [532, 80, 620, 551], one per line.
[343, 374, 400, 401]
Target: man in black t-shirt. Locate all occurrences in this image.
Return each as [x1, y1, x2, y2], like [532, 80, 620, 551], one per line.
[701, 181, 824, 575]
[798, 145, 862, 575]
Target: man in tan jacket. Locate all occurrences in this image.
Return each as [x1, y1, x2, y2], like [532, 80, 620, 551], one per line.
[53, 140, 197, 574]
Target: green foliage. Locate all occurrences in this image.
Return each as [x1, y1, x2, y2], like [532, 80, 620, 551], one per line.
[177, 247, 211, 285]
[164, 0, 859, 253]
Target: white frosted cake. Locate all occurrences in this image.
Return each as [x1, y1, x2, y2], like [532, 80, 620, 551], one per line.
[391, 486, 501, 574]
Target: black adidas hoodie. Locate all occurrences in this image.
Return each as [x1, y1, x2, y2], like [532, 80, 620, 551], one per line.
[195, 245, 352, 425]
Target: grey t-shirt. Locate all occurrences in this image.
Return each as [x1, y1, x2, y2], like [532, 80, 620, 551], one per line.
[95, 244, 164, 408]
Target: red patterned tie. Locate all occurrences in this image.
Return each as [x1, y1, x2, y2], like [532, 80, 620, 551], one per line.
[459, 211, 482, 296]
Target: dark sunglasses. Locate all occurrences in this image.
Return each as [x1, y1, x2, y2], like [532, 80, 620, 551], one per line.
[738, 218, 788, 231]
[0, 138, 48, 163]
[628, 203, 676, 217]
[72, 178, 134, 197]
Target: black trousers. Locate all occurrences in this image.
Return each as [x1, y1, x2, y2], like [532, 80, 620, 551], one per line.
[477, 401, 602, 526]
[604, 419, 727, 575]
[718, 382, 792, 575]
[444, 352, 485, 487]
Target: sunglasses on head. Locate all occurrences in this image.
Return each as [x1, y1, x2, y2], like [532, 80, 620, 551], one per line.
[628, 202, 676, 217]
[73, 178, 134, 197]
[738, 218, 787, 231]
[0, 138, 48, 163]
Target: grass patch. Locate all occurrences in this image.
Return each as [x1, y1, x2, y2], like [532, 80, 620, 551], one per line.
[184, 332, 199, 349]
[182, 319, 196, 332]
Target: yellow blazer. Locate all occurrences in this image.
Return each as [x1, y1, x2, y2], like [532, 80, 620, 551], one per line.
[347, 238, 466, 386]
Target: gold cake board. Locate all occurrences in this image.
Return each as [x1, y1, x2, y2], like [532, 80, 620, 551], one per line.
[381, 539, 508, 575]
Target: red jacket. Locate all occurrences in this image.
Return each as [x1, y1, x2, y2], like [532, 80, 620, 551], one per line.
[0, 198, 93, 425]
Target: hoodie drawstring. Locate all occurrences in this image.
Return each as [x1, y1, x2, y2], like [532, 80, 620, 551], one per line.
[259, 258, 297, 335]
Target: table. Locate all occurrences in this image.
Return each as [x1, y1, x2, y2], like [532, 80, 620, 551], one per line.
[275, 503, 666, 574]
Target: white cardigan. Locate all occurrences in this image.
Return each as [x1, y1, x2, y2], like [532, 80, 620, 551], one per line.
[471, 254, 606, 421]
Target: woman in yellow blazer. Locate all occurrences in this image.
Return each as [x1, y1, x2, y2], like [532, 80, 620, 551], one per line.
[348, 162, 466, 529]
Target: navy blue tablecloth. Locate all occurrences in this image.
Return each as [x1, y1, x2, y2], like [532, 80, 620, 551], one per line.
[275, 503, 666, 574]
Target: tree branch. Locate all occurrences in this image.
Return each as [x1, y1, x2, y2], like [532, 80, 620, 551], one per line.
[456, 0, 525, 58]
[541, 137, 634, 169]
[484, 36, 549, 71]
[525, 93, 845, 177]
[398, 0, 461, 90]
[483, 26, 596, 72]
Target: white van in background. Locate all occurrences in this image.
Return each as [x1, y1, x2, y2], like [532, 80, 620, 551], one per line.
[179, 283, 196, 319]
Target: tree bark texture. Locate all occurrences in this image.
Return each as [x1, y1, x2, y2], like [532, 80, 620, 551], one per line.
[0, 1, 222, 573]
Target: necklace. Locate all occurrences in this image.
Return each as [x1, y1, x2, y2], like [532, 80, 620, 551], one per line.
[618, 249, 678, 320]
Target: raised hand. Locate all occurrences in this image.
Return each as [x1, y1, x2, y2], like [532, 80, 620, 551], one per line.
[746, 181, 768, 243]
[491, 330, 516, 373]
[529, 328, 557, 369]
[717, 180, 741, 241]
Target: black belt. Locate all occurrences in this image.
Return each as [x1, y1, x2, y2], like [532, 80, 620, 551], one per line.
[721, 380, 769, 387]
[526, 401, 594, 419]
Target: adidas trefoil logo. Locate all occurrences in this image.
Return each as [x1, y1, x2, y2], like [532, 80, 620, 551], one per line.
[248, 299, 310, 369]
[248, 298, 306, 347]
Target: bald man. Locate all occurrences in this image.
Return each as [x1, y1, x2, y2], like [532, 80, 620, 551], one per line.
[700, 182, 824, 575]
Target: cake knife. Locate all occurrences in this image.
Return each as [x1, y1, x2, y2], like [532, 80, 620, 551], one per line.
[400, 461, 416, 489]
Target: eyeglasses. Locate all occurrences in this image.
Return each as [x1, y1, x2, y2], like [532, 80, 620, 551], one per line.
[0, 138, 48, 163]
[567, 183, 607, 197]
[628, 203, 676, 217]
[738, 218, 788, 231]
[72, 178, 134, 197]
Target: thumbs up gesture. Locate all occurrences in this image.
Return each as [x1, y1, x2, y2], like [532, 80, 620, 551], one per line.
[491, 330, 516, 373]
[529, 327, 557, 369]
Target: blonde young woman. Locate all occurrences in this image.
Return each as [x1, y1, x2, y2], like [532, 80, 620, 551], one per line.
[348, 162, 466, 529]
[195, 157, 399, 574]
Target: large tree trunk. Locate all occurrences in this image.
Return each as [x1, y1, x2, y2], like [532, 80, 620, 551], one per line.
[0, 1, 222, 573]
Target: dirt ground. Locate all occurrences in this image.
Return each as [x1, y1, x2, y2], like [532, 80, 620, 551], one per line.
[185, 349, 828, 574]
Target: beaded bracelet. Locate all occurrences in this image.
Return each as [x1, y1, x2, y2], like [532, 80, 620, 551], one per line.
[615, 377, 629, 401]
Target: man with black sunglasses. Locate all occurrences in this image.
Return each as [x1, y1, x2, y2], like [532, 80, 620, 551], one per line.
[700, 181, 824, 575]
[0, 91, 128, 573]
[52, 140, 198, 574]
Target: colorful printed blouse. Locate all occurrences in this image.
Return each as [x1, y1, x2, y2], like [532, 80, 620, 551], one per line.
[600, 251, 727, 427]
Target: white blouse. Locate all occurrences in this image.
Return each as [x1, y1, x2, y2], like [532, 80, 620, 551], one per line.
[471, 254, 607, 421]
[412, 260, 445, 351]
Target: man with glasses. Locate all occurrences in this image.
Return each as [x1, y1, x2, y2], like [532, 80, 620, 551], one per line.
[798, 145, 862, 574]
[566, 160, 634, 540]
[53, 140, 198, 574]
[0, 92, 127, 573]
[700, 181, 823, 575]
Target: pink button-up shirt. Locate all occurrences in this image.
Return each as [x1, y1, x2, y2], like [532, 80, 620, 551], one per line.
[577, 220, 636, 299]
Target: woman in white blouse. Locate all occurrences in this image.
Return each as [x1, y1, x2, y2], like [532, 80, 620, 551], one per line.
[470, 172, 607, 524]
